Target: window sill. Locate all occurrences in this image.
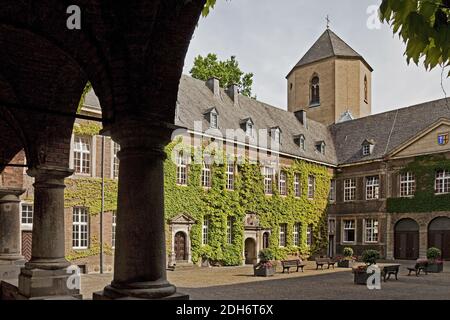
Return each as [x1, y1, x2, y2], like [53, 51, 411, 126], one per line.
[309, 102, 321, 108]
[72, 247, 89, 251]
[176, 184, 188, 187]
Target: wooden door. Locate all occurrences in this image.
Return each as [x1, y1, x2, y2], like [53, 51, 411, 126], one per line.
[429, 231, 450, 260]
[395, 231, 419, 260]
[174, 232, 186, 261]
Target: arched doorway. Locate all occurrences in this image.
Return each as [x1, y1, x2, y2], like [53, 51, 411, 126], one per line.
[244, 238, 257, 265]
[394, 218, 419, 260]
[174, 232, 187, 261]
[428, 217, 450, 260]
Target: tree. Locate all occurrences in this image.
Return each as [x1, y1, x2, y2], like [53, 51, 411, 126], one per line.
[379, 0, 449, 75]
[190, 53, 255, 98]
[203, 0, 218, 17]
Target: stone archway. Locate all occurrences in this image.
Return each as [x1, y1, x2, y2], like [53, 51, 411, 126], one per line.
[174, 232, 187, 261]
[428, 217, 450, 260]
[244, 238, 257, 265]
[168, 214, 196, 266]
[394, 218, 419, 260]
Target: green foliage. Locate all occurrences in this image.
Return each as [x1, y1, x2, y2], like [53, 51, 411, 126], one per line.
[66, 237, 113, 261]
[427, 247, 442, 260]
[343, 247, 354, 258]
[65, 178, 119, 215]
[362, 249, 380, 265]
[190, 53, 255, 98]
[202, 0, 217, 17]
[73, 122, 102, 136]
[164, 141, 331, 266]
[380, 0, 450, 75]
[77, 82, 92, 113]
[387, 155, 450, 213]
[258, 248, 276, 262]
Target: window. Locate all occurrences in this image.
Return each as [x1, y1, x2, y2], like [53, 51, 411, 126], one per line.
[400, 172, 415, 197]
[366, 176, 380, 200]
[73, 207, 89, 249]
[344, 178, 356, 202]
[279, 171, 287, 196]
[263, 167, 274, 195]
[293, 223, 301, 246]
[364, 75, 368, 102]
[210, 112, 218, 129]
[227, 216, 234, 244]
[343, 220, 356, 243]
[73, 136, 91, 174]
[176, 151, 188, 185]
[365, 219, 379, 243]
[226, 163, 235, 190]
[201, 162, 211, 188]
[21, 203, 33, 225]
[362, 144, 370, 156]
[306, 224, 313, 246]
[246, 122, 254, 136]
[435, 170, 450, 194]
[328, 219, 336, 234]
[263, 232, 270, 249]
[307, 175, 315, 199]
[294, 173, 301, 197]
[202, 216, 209, 245]
[316, 141, 325, 154]
[111, 211, 117, 248]
[279, 223, 287, 247]
[329, 179, 336, 202]
[113, 141, 120, 178]
[271, 127, 281, 145]
[299, 135, 306, 151]
[310, 76, 320, 106]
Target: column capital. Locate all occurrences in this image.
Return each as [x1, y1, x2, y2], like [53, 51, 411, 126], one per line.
[27, 166, 74, 186]
[0, 188, 25, 202]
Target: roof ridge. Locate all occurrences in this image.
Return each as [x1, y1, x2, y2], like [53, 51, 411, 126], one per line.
[327, 29, 336, 56]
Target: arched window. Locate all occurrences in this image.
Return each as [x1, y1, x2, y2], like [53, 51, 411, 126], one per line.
[364, 75, 368, 102]
[310, 75, 320, 106]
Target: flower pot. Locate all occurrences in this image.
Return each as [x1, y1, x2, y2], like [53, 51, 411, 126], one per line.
[426, 263, 443, 273]
[353, 270, 369, 285]
[254, 265, 276, 277]
[337, 260, 354, 268]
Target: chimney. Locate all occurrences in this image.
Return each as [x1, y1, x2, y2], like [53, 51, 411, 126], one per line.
[206, 77, 220, 97]
[294, 110, 307, 126]
[226, 84, 239, 107]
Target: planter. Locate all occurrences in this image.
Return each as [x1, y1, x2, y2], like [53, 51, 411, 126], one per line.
[337, 260, 354, 268]
[254, 265, 276, 277]
[353, 270, 369, 285]
[426, 263, 443, 273]
[201, 258, 210, 268]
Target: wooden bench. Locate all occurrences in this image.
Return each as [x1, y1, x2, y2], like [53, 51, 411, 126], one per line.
[407, 261, 428, 276]
[315, 257, 336, 270]
[380, 264, 400, 282]
[281, 259, 305, 273]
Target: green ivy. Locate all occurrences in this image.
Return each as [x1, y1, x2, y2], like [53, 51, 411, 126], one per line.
[164, 141, 332, 265]
[387, 155, 450, 213]
[67, 236, 113, 261]
[73, 122, 102, 136]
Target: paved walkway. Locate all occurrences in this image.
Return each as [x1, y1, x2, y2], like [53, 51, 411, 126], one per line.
[81, 261, 450, 300]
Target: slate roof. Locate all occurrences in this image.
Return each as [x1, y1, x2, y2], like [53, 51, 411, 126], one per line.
[287, 29, 373, 77]
[330, 98, 450, 165]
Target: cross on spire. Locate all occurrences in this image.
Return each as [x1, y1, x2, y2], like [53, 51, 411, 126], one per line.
[326, 15, 331, 29]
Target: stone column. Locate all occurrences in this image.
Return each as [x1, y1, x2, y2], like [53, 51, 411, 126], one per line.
[18, 166, 80, 299]
[95, 121, 186, 300]
[0, 188, 25, 280]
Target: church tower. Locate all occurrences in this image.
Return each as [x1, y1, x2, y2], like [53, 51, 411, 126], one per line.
[287, 29, 373, 126]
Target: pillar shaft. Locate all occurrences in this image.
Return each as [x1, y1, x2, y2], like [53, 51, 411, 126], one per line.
[101, 121, 180, 299]
[0, 189, 24, 260]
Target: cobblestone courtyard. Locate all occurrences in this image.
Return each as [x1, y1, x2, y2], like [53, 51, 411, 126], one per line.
[81, 261, 450, 300]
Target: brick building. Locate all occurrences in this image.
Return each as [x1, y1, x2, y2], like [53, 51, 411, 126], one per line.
[2, 29, 450, 275]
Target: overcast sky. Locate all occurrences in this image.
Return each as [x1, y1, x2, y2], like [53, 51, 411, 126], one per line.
[183, 0, 449, 114]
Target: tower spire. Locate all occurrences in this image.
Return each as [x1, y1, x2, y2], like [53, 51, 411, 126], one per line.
[326, 15, 331, 29]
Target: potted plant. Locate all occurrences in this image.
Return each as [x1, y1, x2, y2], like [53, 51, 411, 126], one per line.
[353, 249, 380, 285]
[426, 247, 444, 273]
[253, 249, 277, 277]
[337, 247, 355, 268]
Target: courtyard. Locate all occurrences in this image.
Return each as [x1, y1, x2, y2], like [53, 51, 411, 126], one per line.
[81, 261, 450, 300]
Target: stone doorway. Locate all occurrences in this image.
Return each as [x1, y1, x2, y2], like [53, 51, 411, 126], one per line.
[428, 217, 450, 260]
[394, 218, 419, 260]
[244, 238, 257, 265]
[168, 213, 196, 266]
[174, 232, 187, 261]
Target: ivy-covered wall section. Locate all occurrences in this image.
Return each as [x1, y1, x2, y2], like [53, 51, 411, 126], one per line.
[164, 141, 332, 265]
[387, 155, 450, 213]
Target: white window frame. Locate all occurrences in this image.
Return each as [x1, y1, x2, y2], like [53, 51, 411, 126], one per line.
[366, 176, 380, 200]
[364, 219, 379, 244]
[400, 172, 415, 197]
[72, 207, 89, 249]
[294, 173, 301, 197]
[246, 122, 254, 137]
[111, 211, 117, 249]
[344, 178, 356, 202]
[306, 224, 313, 246]
[329, 179, 336, 202]
[300, 136, 306, 151]
[342, 219, 356, 244]
[435, 170, 450, 194]
[279, 223, 287, 247]
[279, 171, 287, 196]
[210, 112, 218, 129]
[202, 217, 209, 246]
[176, 151, 188, 185]
[201, 162, 211, 188]
[226, 162, 235, 190]
[293, 223, 300, 247]
[307, 175, 315, 199]
[227, 216, 234, 244]
[362, 144, 370, 156]
[21, 202, 33, 230]
[112, 141, 120, 179]
[263, 167, 274, 195]
[73, 135, 91, 175]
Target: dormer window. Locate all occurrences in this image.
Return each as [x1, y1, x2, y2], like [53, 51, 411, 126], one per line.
[362, 139, 375, 156]
[203, 107, 219, 129]
[240, 118, 254, 137]
[316, 141, 326, 155]
[270, 127, 282, 144]
[294, 134, 306, 151]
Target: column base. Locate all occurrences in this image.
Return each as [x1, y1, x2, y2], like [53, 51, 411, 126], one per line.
[93, 282, 188, 300]
[0, 258, 25, 281]
[93, 290, 189, 300]
[18, 267, 81, 299]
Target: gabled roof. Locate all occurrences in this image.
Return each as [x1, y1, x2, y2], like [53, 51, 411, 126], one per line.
[287, 29, 373, 77]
